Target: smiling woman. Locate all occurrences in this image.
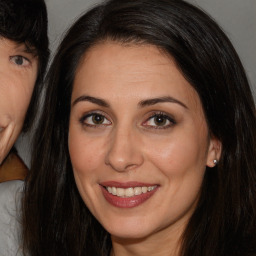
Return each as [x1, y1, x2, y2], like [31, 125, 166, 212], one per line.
[23, 0, 256, 256]
[69, 43, 219, 242]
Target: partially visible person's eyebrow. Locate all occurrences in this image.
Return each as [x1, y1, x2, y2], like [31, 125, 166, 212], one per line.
[72, 95, 110, 108]
[14, 42, 38, 56]
[138, 96, 188, 109]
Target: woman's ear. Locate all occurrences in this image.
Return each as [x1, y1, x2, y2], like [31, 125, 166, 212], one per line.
[206, 135, 222, 168]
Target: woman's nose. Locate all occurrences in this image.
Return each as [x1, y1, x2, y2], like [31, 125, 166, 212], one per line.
[105, 127, 144, 172]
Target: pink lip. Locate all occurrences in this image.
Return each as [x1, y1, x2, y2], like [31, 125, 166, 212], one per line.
[100, 181, 159, 208]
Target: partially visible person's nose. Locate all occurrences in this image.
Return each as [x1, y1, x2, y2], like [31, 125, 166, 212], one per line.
[105, 126, 144, 172]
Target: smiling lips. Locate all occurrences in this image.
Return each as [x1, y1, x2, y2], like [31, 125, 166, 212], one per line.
[100, 182, 158, 208]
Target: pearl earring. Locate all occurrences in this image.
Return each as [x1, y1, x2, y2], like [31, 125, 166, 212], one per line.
[213, 159, 218, 165]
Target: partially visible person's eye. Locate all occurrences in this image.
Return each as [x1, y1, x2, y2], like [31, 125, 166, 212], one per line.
[80, 112, 112, 127]
[10, 55, 30, 67]
[143, 112, 176, 129]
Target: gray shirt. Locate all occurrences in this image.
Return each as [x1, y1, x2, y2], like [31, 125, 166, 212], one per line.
[0, 180, 23, 255]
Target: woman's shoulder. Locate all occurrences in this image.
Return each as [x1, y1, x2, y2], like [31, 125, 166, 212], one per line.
[0, 180, 24, 255]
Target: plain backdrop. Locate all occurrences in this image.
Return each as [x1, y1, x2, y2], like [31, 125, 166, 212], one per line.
[16, 0, 256, 166]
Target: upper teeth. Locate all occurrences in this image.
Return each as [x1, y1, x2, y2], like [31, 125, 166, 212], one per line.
[106, 186, 157, 197]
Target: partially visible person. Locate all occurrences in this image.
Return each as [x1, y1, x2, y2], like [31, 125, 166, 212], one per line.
[22, 0, 256, 255]
[0, 0, 49, 254]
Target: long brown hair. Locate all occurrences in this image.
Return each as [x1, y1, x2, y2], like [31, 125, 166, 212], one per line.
[22, 0, 256, 255]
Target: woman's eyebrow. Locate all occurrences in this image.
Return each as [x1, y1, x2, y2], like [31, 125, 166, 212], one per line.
[138, 96, 188, 109]
[72, 95, 188, 109]
[72, 95, 110, 107]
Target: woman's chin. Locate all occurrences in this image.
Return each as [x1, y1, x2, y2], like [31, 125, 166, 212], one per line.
[105, 223, 156, 241]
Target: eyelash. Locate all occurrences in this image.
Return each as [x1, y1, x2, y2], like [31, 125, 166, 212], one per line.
[79, 111, 176, 130]
[9, 55, 31, 67]
[143, 111, 176, 130]
[79, 112, 111, 128]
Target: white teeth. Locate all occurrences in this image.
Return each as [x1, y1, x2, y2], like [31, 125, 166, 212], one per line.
[125, 187, 134, 197]
[142, 187, 148, 193]
[112, 187, 117, 195]
[117, 188, 125, 197]
[105, 185, 157, 197]
[134, 187, 142, 195]
[148, 186, 155, 191]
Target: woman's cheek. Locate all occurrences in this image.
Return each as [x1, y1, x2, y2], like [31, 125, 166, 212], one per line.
[69, 130, 104, 175]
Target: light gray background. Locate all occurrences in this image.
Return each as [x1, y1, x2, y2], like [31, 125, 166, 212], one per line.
[16, 0, 256, 166]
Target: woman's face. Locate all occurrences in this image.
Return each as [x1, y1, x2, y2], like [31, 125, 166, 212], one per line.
[0, 38, 38, 163]
[69, 42, 219, 241]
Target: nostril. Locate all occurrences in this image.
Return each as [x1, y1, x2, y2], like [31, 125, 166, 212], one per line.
[125, 163, 138, 171]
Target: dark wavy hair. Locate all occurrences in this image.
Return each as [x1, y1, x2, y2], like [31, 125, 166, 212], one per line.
[22, 0, 256, 255]
[0, 0, 49, 131]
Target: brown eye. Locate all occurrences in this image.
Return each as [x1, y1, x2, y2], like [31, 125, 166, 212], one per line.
[154, 115, 167, 126]
[143, 113, 176, 129]
[92, 114, 104, 124]
[80, 113, 111, 127]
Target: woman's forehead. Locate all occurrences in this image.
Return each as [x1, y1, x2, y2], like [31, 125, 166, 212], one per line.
[72, 42, 202, 113]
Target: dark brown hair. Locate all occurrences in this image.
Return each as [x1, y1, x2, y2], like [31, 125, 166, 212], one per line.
[23, 0, 256, 255]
